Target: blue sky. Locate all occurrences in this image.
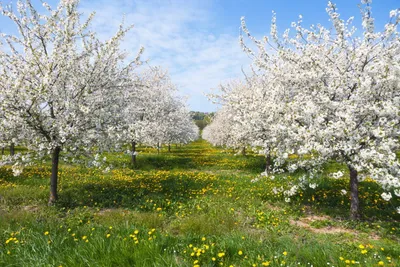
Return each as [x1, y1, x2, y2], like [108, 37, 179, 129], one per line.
[1, 0, 399, 112]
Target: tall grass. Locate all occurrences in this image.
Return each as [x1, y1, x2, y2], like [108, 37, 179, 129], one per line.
[0, 140, 399, 266]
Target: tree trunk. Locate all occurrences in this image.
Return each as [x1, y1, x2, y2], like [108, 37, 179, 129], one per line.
[168, 144, 171, 153]
[241, 146, 246, 156]
[348, 165, 360, 220]
[10, 143, 15, 156]
[1, 147, 4, 155]
[131, 141, 136, 166]
[48, 146, 61, 205]
[175, 144, 178, 148]
[157, 142, 160, 154]
[265, 154, 272, 174]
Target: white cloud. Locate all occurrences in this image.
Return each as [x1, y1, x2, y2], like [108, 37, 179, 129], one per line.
[79, 0, 250, 111]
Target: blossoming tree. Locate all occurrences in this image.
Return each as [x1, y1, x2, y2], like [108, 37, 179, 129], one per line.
[0, 0, 143, 204]
[237, 0, 400, 219]
[110, 66, 198, 165]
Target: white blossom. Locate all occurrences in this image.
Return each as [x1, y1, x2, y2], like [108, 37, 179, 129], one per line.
[394, 189, 400, 197]
[332, 171, 344, 179]
[381, 192, 392, 201]
[309, 183, 317, 189]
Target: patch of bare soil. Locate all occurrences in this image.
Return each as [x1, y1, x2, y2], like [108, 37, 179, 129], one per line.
[22, 205, 40, 212]
[96, 208, 120, 215]
[290, 215, 379, 239]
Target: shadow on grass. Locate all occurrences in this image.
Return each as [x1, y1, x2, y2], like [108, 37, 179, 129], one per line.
[107, 150, 266, 173]
[57, 172, 214, 210]
[296, 178, 400, 222]
[133, 155, 197, 171]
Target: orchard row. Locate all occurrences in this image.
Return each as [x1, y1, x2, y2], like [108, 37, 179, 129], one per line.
[203, 0, 400, 219]
[0, 0, 198, 204]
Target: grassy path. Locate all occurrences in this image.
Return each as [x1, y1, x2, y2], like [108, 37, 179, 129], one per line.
[0, 139, 399, 266]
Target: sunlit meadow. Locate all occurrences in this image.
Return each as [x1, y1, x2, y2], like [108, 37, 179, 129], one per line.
[0, 139, 399, 267]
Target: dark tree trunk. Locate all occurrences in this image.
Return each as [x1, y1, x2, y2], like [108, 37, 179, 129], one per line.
[168, 144, 171, 153]
[10, 143, 15, 156]
[241, 146, 246, 156]
[157, 142, 160, 154]
[265, 154, 272, 174]
[175, 144, 178, 148]
[348, 165, 360, 220]
[1, 147, 4, 155]
[131, 141, 137, 166]
[48, 146, 61, 205]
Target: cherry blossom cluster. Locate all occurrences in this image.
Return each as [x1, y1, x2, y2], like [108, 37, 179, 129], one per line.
[207, 1, 400, 217]
[0, 0, 198, 203]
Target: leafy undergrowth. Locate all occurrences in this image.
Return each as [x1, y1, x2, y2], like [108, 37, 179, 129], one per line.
[0, 140, 399, 266]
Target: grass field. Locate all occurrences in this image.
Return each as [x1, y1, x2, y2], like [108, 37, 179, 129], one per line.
[0, 139, 399, 267]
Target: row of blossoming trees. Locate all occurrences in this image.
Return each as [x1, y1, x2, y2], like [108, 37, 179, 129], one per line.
[0, 0, 198, 204]
[203, 0, 400, 219]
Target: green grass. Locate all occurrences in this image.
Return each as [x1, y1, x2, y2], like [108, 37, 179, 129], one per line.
[0, 139, 399, 266]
